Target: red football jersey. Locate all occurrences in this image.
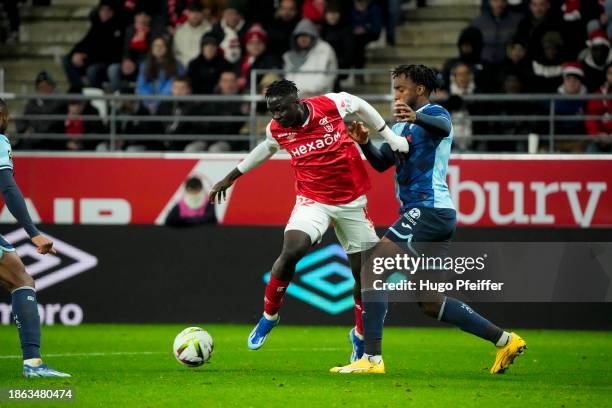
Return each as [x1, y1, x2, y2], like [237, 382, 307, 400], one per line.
[266, 93, 371, 205]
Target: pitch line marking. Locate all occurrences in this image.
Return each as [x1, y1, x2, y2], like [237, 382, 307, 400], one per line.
[0, 348, 343, 359]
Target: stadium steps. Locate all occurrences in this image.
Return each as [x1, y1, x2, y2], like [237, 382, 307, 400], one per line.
[0, 0, 94, 94]
[355, 1, 478, 98]
[20, 5, 92, 20]
[20, 20, 89, 43]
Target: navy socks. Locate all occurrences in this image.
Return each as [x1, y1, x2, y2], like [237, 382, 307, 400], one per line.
[12, 286, 41, 360]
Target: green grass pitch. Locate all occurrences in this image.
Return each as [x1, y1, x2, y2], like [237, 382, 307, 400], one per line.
[0, 324, 610, 407]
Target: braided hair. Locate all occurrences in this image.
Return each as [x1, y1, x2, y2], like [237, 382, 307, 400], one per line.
[392, 64, 439, 95]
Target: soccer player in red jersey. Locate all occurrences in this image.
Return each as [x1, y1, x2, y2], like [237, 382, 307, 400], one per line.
[210, 79, 409, 359]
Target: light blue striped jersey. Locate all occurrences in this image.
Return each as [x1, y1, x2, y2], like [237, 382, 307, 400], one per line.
[391, 103, 454, 211]
[0, 134, 13, 172]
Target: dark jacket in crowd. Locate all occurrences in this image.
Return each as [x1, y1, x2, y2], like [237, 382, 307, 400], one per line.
[514, 10, 565, 61]
[200, 93, 246, 150]
[322, 21, 355, 73]
[442, 26, 484, 90]
[471, 8, 522, 64]
[267, 14, 300, 58]
[157, 100, 205, 150]
[69, 8, 124, 64]
[188, 54, 233, 94]
[17, 97, 65, 147]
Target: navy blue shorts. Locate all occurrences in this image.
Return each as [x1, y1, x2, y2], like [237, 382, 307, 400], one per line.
[384, 207, 456, 257]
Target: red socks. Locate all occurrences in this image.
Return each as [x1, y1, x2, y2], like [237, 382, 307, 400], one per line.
[264, 275, 290, 316]
[354, 294, 364, 336]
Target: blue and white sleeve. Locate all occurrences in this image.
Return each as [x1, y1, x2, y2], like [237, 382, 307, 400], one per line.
[0, 136, 14, 171]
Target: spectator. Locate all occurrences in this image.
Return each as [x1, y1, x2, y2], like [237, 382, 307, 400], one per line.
[63, 0, 124, 89]
[515, 0, 565, 61]
[284, 18, 338, 96]
[382, 0, 402, 46]
[195, 71, 247, 152]
[187, 34, 233, 94]
[445, 63, 478, 151]
[351, 0, 383, 79]
[486, 72, 545, 151]
[108, 87, 156, 151]
[322, 3, 354, 90]
[155, 0, 192, 34]
[237, 24, 282, 91]
[490, 36, 533, 91]
[173, 3, 212, 67]
[136, 35, 184, 114]
[157, 76, 204, 151]
[531, 30, 565, 92]
[165, 177, 217, 227]
[0, 0, 20, 43]
[554, 62, 587, 147]
[245, 0, 277, 26]
[62, 87, 106, 151]
[471, 0, 522, 64]
[267, 0, 301, 58]
[107, 11, 153, 92]
[585, 62, 612, 153]
[302, 0, 326, 24]
[209, 2, 248, 64]
[253, 73, 282, 134]
[579, 29, 612, 92]
[441, 26, 484, 90]
[16, 71, 65, 150]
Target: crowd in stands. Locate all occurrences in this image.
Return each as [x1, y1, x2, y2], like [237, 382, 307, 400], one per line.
[10, 0, 612, 153]
[442, 0, 612, 153]
[16, 0, 392, 152]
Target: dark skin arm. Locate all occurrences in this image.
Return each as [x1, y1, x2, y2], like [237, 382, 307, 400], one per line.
[394, 101, 451, 137]
[347, 121, 397, 172]
[209, 168, 243, 204]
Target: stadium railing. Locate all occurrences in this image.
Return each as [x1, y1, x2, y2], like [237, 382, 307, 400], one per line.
[0, 68, 610, 153]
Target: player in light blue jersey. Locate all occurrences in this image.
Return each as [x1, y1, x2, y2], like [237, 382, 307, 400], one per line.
[0, 99, 70, 378]
[331, 65, 525, 374]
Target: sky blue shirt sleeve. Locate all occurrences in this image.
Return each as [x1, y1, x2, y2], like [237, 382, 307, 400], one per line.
[422, 105, 452, 122]
[391, 122, 407, 136]
[0, 135, 14, 171]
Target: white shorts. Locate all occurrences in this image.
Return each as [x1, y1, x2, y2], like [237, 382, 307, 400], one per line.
[285, 195, 380, 254]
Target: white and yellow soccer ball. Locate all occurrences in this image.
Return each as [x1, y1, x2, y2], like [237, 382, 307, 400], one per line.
[173, 327, 214, 367]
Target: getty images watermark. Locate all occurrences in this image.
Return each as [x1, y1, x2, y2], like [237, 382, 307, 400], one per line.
[360, 242, 612, 302]
[371, 252, 504, 293]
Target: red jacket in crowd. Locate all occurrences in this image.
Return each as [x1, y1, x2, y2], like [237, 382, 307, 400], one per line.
[585, 85, 612, 136]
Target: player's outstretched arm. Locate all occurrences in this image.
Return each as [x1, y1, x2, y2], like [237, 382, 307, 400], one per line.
[0, 169, 55, 254]
[209, 139, 279, 204]
[394, 101, 451, 138]
[331, 92, 409, 153]
[348, 121, 395, 172]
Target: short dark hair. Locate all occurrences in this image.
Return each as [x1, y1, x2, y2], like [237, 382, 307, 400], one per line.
[392, 64, 440, 94]
[264, 79, 298, 99]
[185, 176, 203, 191]
[0, 99, 8, 134]
[174, 75, 191, 87]
[187, 2, 204, 12]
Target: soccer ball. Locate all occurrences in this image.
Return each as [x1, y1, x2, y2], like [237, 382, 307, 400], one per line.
[173, 327, 214, 367]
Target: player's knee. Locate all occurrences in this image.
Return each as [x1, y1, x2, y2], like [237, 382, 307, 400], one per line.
[279, 244, 309, 266]
[3, 265, 33, 291]
[418, 301, 440, 318]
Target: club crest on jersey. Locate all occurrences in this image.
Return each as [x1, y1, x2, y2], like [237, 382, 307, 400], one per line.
[408, 208, 421, 219]
[319, 116, 334, 132]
